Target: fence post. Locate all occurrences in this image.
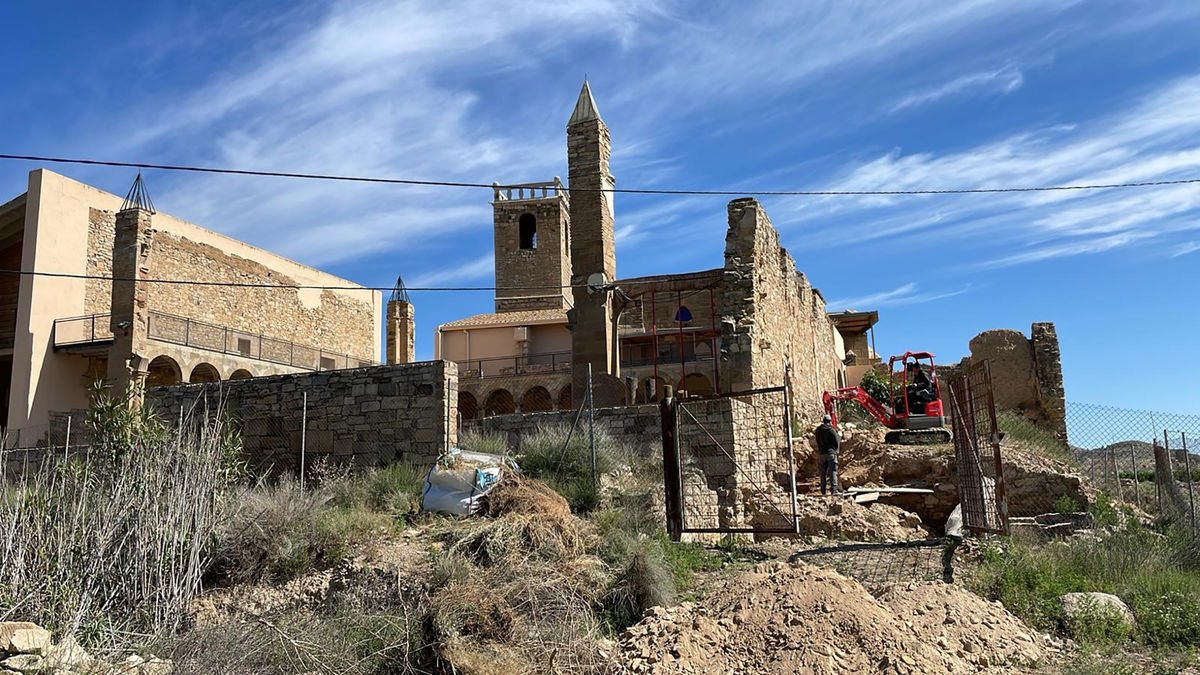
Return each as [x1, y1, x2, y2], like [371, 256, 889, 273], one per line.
[300, 390, 308, 491]
[781, 369, 800, 534]
[660, 385, 682, 541]
[587, 363, 597, 488]
[1184, 432, 1196, 532]
[63, 415, 71, 462]
[1154, 440, 1162, 515]
[1130, 440, 1141, 511]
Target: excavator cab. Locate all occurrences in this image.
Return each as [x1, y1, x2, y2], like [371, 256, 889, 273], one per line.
[890, 352, 944, 432]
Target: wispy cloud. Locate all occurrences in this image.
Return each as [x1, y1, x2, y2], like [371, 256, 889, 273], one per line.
[827, 282, 972, 309]
[408, 254, 494, 288]
[1171, 241, 1200, 258]
[887, 64, 1024, 113]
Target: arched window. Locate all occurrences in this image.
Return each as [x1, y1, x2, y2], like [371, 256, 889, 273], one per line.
[459, 392, 479, 421]
[146, 356, 182, 387]
[520, 386, 553, 412]
[483, 389, 516, 416]
[675, 306, 693, 323]
[519, 213, 537, 250]
[229, 369, 253, 380]
[189, 363, 220, 383]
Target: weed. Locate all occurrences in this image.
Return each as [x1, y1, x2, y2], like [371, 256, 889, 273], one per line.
[1055, 494, 1081, 514]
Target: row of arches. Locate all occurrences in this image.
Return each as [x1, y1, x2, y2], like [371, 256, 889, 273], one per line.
[458, 373, 715, 420]
[146, 355, 253, 387]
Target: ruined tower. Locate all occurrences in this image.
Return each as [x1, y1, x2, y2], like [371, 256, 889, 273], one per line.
[566, 80, 619, 403]
[491, 179, 572, 312]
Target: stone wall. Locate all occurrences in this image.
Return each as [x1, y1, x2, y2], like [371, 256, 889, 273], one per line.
[85, 208, 115, 314]
[146, 361, 457, 471]
[493, 194, 571, 312]
[720, 198, 841, 419]
[462, 402, 663, 455]
[948, 322, 1068, 439]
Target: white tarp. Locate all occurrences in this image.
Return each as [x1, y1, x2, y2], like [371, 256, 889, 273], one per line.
[420, 448, 519, 516]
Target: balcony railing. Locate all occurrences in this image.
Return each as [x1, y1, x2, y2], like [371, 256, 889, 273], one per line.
[454, 351, 571, 379]
[491, 178, 569, 204]
[53, 311, 378, 372]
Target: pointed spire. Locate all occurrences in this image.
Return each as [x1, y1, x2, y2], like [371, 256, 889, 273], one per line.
[390, 274, 410, 304]
[120, 170, 156, 214]
[568, 79, 601, 125]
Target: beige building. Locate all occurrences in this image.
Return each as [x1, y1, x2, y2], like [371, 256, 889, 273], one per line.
[0, 169, 383, 440]
[436, 82, 850, 421]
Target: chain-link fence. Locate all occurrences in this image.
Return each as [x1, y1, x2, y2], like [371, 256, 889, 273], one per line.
[456, 366, 664, 523]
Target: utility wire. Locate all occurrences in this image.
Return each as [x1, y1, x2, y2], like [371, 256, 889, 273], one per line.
[3, 153, 1199, 196]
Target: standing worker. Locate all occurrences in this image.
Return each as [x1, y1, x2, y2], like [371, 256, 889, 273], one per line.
[814, 414, 841, 496]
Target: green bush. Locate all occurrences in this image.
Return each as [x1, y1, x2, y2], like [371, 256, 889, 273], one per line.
[1055, 494, 1082, 514]
[859, 369, 891, 405]
[974, 529, 1200, 651]
[517, 424, 618, 513]
[1064, 598, 1132, 649]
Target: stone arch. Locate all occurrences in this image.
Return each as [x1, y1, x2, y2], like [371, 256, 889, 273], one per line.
[520, 385, 553, 412]
[519, 213, 537, 249]
[229, 368, 253, 380]
[189, 363, 220, 383]
[459, 391, 479, 421]
[678, 373, 713, 397]
[146, 355, 182, 388]
[483, 388, 516, 416]
[557, 385, 573, 410]
[695, 340, 713, 361]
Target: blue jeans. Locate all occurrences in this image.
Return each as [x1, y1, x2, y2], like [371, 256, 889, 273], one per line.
[818, 452, 840, 495]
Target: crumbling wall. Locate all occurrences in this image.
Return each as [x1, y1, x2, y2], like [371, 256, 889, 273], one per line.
[950, 322, 1067, 440]
[146, 361, 457, 471]
[720, 198, 840, 419]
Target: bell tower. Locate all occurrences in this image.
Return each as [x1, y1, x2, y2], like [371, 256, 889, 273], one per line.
[491, 179, 572, 313]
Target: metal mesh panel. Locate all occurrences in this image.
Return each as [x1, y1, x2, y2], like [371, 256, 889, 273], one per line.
[675, 386, 798, 534]
[946, 362, 1007, 534]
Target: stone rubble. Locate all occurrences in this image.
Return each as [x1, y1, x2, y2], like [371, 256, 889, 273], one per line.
[0, 621, 172, 675]
[616, 563, 1060, 674]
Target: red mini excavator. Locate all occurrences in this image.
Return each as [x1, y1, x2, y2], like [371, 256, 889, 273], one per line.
[822, 351, 952, 445]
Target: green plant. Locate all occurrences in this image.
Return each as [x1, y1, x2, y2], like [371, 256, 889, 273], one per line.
[516, 424, 619, 513]
[1055, 494, 1082, 514]
[1131, 591, 1200, 648]
[997, 410, 1073, 462]
[1064, 597, 1132, 649]
[458, 429, 510, 455]
[1091, 491, 1121, 528]
[858, 369, 890, 406]
[604, 541, 676, 630]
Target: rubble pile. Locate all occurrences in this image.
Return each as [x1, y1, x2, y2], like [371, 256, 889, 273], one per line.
[0, 621, 172, 674]
[618, 563, 1059, 674]
[792, 498, 927, 541]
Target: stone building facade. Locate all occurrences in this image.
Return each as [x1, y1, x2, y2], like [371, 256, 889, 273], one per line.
[0, 169, 382, 439]
[436, 82, 846, 424]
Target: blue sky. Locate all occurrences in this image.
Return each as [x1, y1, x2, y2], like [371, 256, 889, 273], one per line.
[1, 1, 1198, 414]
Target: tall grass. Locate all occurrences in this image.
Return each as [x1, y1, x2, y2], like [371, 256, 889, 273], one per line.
[0, 387, 239, 650]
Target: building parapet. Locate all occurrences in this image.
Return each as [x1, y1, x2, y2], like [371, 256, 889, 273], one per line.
[453, 350, 571, 379]
[491, 178, 569, 205]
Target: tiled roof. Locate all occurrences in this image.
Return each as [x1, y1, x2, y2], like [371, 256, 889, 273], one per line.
[439, 308, 568, 329]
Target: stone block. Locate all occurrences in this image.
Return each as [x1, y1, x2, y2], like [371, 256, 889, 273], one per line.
[0, 622, 51, 654]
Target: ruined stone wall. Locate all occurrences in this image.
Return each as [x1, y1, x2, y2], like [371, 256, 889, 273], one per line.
[950, 322, 1068, 439]
[85, 208, 115, 314]
[146, 361, 457, 471]
[720, 198, 841, 419]
[143, 231, 376, 360]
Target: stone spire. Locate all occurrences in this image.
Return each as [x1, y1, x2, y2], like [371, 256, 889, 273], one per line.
[568, 80, 601, 125]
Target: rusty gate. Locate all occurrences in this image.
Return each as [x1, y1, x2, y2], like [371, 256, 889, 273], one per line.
[946, 361, 1009, 535]
[661, 383, 800, 537]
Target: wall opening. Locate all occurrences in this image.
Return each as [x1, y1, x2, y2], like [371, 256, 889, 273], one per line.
[557, 385, 572, 410]
[520, 386, 553, 412]
[679, 373, 713, 397]
[229, 369, 253, 380]
[319, 356, 336, 371]
[237, 337, 252, 356]
[147, 356, 182, 387]
[483, 388, 515, 416]
[459, 392, 479, 421]
[518, 213, 537, 250]
[189, 363, 220, 383]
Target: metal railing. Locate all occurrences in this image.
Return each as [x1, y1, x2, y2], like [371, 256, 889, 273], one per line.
[454, 351, 571, 379]
[52, 312, 377, 372]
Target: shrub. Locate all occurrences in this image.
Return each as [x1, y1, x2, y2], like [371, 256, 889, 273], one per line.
[458, 429, 510, 455]
[517, 424, 620, 513]
[1064, 597, 1132, 649]
[1131, 590, 1200, 648]
[997, 410, 1073, 462]
[0, 387, 235, 650]
[1055, 493, 1081, 514]
[605, 543, 676, 630]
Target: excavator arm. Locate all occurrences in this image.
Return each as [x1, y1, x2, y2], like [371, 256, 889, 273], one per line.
[822, 387, 898, 430]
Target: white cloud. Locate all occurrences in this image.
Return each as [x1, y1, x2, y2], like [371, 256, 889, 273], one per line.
[827, 282, 972, 309]
[408, 253, 494, 288]
[887, 64, 1025, 113]
[1171, 241, 1200, 258]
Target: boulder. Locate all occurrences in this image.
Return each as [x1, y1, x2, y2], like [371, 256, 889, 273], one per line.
[1060, 592, 1136, 632]
[44, 635, 94, 671]
[0, 654, 45, 673]
[0, 623, 51, 655]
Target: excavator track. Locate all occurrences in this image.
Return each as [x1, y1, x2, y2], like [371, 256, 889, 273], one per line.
[884, 428, 953, 445]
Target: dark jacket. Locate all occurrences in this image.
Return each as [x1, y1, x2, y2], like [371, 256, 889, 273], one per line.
[815, 423, 840, 454]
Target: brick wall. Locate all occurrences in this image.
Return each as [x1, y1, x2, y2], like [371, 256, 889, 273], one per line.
[146, 361, 457, 471]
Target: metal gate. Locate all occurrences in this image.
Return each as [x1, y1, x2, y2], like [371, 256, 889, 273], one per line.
[947, 361, 1009, 535]
[661, 383, 800, 537]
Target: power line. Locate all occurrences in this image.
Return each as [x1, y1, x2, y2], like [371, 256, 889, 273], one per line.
[3, 152, 1199, 196]
[0, 268, 568, 292]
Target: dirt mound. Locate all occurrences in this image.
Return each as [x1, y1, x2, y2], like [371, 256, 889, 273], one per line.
[794, 497, 927, 541]
[618, 562, 1056, 674]
[876, 581, 1054, 670]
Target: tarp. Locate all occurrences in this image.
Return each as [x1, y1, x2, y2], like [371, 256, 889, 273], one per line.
[420, 448, 519, 516]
